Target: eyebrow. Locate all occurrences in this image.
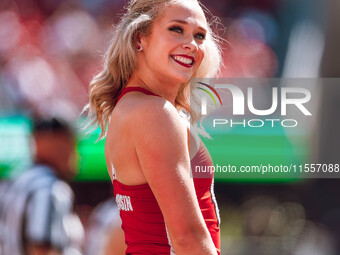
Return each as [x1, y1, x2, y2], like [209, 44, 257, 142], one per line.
[169, 19, 207, 32]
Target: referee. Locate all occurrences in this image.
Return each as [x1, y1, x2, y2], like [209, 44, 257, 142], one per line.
[0, 117, 84, 255]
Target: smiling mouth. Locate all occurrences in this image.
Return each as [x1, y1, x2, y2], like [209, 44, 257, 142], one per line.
[171, 55, 195, 68]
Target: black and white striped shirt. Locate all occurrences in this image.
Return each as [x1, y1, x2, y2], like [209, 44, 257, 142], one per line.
[0, 165, 83, 255]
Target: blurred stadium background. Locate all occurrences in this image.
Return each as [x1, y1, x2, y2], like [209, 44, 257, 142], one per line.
[0, 0, 340, 254]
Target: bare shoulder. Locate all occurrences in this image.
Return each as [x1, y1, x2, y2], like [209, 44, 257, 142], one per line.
[109, 94, 187, 157]
[124, 95, 186, 137]
[134, 96, 180, 120]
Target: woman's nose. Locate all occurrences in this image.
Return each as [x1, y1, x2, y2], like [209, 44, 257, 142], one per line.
[182, 37, 198, 51]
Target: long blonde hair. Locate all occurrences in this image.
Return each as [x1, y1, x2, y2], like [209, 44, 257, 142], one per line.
[85, 0, 222, 139]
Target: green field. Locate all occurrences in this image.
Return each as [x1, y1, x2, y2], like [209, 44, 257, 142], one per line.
[0, 116, 309, 182]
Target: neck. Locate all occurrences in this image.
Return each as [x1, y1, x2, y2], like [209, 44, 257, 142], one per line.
[126, 73, 180, 105]
[34, 159, 67, 181]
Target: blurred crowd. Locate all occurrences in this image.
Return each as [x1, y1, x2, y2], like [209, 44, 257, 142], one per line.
[0, 0, 123, 119]
[0, 0, 330, 117]
[1, 0, 340, 254]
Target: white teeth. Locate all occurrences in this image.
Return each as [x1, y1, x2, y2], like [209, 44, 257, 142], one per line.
[172, 56, 193, 65]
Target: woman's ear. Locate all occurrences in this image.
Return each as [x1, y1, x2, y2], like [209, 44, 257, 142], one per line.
[136, 32, 142, 45]
[136, 31, 148, 50]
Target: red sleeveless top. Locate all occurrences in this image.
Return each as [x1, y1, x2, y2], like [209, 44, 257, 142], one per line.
[111, 87, 220, 255]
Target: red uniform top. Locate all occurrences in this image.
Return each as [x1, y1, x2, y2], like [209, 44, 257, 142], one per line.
[112, 87, 220, 255]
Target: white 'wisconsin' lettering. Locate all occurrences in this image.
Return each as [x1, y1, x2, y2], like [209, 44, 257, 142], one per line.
[116, 194, 133, 211]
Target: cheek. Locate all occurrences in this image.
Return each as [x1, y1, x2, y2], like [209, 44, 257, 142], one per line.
[146, 40, 170, 63]
[152, 34, 178, 56]
[57, 140, 74, 159]
[196, 46, 205, 66]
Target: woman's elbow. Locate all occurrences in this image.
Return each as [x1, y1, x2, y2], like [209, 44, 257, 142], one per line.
[170, 225, 217, 255]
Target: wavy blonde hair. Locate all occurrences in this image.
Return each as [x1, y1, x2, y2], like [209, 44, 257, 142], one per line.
[85, 0, 222, 139]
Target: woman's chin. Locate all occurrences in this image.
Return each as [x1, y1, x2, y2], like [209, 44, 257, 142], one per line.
[171, 73, 192, 85]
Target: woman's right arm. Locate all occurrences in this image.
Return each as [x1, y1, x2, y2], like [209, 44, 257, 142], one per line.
[129, 98, 217, 255]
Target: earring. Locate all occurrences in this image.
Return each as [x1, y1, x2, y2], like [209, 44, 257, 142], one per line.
[136, 45, 143, 51]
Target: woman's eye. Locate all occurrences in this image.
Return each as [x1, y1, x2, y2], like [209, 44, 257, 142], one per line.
[169, 26, 183, 33]
[195, 33, 206, 40]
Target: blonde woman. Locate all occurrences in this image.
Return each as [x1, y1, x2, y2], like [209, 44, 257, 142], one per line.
[86, 0, 222, 254]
